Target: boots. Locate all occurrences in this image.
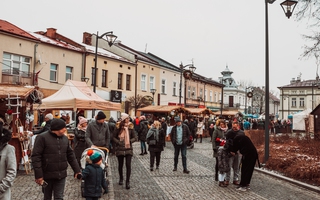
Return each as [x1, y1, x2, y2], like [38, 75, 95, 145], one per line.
[126, 181, 130, 189]
[219, 181, 227, 187]
[200, 135, 202, 143]
[144, 150, 147, 154]
[139, 152, 144, 155]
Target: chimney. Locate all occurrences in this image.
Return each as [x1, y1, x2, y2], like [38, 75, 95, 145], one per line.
[290, 78, 296, 84]
[83, 32, 92, 45]
[46, 28, 57, 39]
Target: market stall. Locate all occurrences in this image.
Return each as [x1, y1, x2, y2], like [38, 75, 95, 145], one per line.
[0, 84, 42, 173]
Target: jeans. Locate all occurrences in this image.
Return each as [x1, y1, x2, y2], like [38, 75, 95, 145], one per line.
[43, 178, 66, 200]
[174, 144, 187, 170]
[140, 141, 146, 152]
[226, 153, 241, 181]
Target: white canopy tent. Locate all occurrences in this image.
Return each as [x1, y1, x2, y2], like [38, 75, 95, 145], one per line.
[38, 80, 121, 111]
[292, 108, 312, 131]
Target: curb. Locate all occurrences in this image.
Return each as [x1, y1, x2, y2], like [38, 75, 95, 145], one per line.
[254, 167, 320, 194]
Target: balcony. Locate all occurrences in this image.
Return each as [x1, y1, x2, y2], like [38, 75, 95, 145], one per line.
[2, 70, 34, 85]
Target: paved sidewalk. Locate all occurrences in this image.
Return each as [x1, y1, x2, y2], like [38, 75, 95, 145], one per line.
[12, 137, 320, 199]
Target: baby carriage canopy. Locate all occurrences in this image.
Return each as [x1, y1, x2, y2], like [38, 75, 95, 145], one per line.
[80, 147, 109, 170]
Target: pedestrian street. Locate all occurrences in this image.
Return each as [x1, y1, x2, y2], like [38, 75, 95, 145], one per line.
[12, 137, 320, 200]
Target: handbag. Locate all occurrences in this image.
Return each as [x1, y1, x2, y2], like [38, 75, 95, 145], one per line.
[148, 139, 156, 145]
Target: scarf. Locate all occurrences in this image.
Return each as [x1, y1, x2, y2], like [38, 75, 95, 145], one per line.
[220, 127, 228, 132]
[146, 126, 159, 141]
[120, 123, 130, 148]
[77, 124, 87, 132]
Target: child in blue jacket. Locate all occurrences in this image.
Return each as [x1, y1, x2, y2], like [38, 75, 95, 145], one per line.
[82, 149, 108, 200]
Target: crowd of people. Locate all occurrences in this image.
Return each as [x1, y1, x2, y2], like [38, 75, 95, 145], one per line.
[0, 112, 263, 199]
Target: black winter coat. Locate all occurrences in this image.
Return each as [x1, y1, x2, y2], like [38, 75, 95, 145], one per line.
[146, 127, 165, 152]
[138, 120, 149, 142]
[33, 119, 52, 135]
[73, 128, 87, 165]
[113, 122, 138, 156]
[31, 131, 80, 180]
[82, 163, 108, 198]
[170, 124, 191, 146]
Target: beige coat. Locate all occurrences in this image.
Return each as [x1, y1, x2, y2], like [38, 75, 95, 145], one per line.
[196, 122, 204, 135]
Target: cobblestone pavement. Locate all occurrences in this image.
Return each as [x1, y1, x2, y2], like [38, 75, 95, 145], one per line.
[12, 137, 319, 200]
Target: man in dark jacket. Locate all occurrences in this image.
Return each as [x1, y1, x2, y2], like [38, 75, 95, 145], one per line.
[224, 121, 245, 185]
[31, 118, 81, 200]
[170, 116, 191, 174]
[33, 113, 53, 135]
[229, 135, 258, 191]
[138, 115, 149, 155]
[85, 111, 110, 149]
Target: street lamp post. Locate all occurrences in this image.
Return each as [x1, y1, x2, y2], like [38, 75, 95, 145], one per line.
[219, 78, 233, 117]
[92, 31, 117, 118]
[179, 62, 196, 107]
[150, 88, 156, 105]
[245, 87, 253, 114]
[264, 0, 297, 162]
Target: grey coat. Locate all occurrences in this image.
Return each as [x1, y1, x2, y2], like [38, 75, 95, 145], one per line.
[212, 128, 226, 157]
[85, 120, 110, 148]
[0, 144, 16, 200]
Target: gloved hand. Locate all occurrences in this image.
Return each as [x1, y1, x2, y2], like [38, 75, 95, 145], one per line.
[103, 189, 108, 194]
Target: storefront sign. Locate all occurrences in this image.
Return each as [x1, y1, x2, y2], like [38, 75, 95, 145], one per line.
[110, 90, 122, 103]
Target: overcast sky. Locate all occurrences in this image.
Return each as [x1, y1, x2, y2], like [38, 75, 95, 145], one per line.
[1, 0, 317, 95]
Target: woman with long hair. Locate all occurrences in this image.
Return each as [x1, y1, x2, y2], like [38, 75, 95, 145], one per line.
[212, 119, 228, 181]
[146, 120, 165, 171]
[113, 113, 137, 189]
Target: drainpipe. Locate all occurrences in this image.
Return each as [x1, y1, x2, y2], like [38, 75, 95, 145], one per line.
[33, 43, 39, 86]
[134, 57, 138, 116]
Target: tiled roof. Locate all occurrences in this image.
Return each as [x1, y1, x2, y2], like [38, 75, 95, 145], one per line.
[0, 19, 39, 41]
[278, 79, 317, 88]
[29, 31, 83, 52]
[139, 52, 180, 72]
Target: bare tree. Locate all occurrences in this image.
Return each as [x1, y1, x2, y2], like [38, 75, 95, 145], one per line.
[295, 0, 320, 58]
[126, 94, 152, 114]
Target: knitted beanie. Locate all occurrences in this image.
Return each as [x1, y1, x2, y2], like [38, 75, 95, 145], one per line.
[87, 149, 102, 163]
[50, 118, 66, 131]
[120, 113, 129, 121]
[79, 118, 88, 125]
[96, 111, 106, 120]
[45, 113, 53, 120]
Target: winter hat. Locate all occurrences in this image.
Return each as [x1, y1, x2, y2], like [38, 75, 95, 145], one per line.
[96, 111, 106, 120]
[121, 113, 129, 121]
[87, 149, 102, 163]
[79, 118, 87, 125]
[50, 118, 66, 131]
[0, 128, 12, 145]
[174, 116, 181, 123]
[45, 113, 53, 120]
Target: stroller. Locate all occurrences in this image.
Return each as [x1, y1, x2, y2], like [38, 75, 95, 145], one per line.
[187, 135, 194, 149]
[80, 146, 109, 197]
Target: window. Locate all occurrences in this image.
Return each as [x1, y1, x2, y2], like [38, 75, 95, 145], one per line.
[2, 52, 31, 76]
[126, 74, 131, 90]
[188, 86, 191, 98]
[210, 91, 213, 102]
[292, 98, 296, 107]
[192, 87, 196, 98]
[173, 82, 177, 96]
[161, 79, 166, 94]
[204, 89, 207, 101]
[118, 73, 123, 89]
[102, 70, 107, 87]
[200, 88, 203, 99]
[141, 74, 146, 91]
[50, 64, 58, 82]
[150, 76, 155, 91]
[65, 66, 72, 81]
[214, 92, 217, 102]
[91, 67, 96, 86]
[299, 98, 304, 107]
